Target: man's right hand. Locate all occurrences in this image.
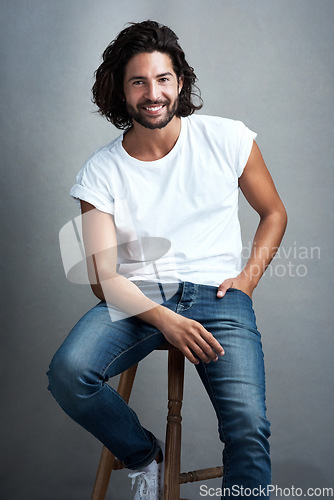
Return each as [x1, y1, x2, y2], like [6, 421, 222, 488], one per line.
[149, 306, 225, 365]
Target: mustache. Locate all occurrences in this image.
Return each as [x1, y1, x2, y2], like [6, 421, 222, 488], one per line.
[137, 99, 169, 107]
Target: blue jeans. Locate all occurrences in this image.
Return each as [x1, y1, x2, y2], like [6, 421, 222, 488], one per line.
[47, 282, 271, 497]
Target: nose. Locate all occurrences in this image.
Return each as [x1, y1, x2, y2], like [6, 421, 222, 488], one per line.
[144, 81, 160, 102]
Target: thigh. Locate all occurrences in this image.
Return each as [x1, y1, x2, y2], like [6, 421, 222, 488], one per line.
[185, 287, 268, 438]
[52, 300, 165, 380]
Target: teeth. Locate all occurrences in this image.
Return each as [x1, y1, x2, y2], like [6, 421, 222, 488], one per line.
[144, 105, 163, 111]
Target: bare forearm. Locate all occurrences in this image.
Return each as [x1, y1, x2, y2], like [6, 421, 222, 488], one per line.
[217, 207, 287, 299]
[240, 208, 287, 289]
[94, 271, 167, 327]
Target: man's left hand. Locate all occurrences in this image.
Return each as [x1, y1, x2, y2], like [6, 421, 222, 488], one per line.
[217, 275, 254, 299]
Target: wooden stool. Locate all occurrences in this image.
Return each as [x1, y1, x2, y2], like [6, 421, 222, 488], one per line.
[91, 342, 223, 500]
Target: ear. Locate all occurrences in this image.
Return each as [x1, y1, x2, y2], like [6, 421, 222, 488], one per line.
[178, 75, 184, 94]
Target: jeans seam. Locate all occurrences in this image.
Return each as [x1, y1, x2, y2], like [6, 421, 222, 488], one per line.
[176, 282, 199, 312]
[176, 281, 186, 313]
[200, 361, 229, 463]
[103, 383, 158, 469]
[100, 330, 163, 379]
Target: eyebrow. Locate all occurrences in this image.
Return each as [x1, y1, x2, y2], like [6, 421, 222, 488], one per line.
[127, 72, 174, 82]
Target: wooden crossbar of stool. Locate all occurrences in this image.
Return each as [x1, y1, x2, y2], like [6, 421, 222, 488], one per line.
[91, 342, 223, 500]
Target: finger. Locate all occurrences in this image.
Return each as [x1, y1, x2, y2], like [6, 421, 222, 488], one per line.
[182, 346, 201, 365]
[201, 330, 225, 356]
[189, 343, 212, 363]
[188, 325, 222, 360]
[217, 280, 233, 298]
[194, 338, 219, 361]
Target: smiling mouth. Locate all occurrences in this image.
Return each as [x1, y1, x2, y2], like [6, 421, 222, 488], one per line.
[141, 104, 166, 114]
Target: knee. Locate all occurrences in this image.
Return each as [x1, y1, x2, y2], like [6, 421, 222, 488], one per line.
[47, 347, 100, 409]
[244, 412, 271, 448]
[47, 349, 71, 394]
[221, 408, 271, 452]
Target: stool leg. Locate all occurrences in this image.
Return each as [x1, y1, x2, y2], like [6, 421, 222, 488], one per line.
[164, 349, 185, 500]
[91, 363, 138, 500]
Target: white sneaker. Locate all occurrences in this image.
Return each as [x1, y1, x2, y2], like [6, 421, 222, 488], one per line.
[128, 440, 164, 500]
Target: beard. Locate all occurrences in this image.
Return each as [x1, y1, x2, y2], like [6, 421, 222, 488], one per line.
[125, 98, 179, 130]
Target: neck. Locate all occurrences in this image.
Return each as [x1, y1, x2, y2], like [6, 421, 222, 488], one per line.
[122, 116, 181, 161]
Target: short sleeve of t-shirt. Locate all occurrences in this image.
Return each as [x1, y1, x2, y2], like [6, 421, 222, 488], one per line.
[70, 160, 115, 215]
[235, 121, 257, 177]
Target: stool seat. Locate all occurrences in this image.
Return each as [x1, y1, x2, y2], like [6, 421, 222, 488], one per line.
[91, 342, 223, 500]
[156, 340, 179, 350]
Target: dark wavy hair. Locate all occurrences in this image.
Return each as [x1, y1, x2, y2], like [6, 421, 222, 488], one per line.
[92, 20, 203, 129]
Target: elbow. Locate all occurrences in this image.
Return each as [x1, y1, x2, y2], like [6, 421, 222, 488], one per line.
[273, 202, 288, 229]
[89, 267, 120, 301]
[279, 203, 288, 232]
[90, 283, 105, 301]
[85, 254, 117, 301]
[261, 202, 288, 233]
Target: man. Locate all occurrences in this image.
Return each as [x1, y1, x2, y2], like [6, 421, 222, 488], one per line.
[48, 20, 287, 499]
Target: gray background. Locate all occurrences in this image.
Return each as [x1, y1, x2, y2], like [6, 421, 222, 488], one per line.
[1, 0, 333, 499]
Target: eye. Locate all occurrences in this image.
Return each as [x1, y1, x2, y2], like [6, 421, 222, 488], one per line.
[132, 80, 144, 86]
[159, 77, 169, 83]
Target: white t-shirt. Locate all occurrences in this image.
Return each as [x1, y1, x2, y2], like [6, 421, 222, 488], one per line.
[70, 114, 256, 286]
